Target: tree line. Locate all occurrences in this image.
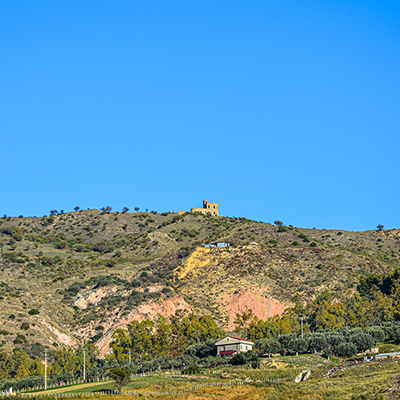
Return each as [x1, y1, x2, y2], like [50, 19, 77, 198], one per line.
[3, 268, 400, 390]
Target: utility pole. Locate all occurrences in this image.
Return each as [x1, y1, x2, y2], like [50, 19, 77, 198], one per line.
[82, 347, 86, 382]
[44, 350, 48, 390]
[301, 317, 304, 339]
[128, 351, 132, 364]
[268, 295, 272, 319]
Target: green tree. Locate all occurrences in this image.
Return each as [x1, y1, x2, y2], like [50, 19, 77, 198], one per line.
[336, 342, 357, 358]
[233, 309, 254, 335]
[291, 293, 305, 317]
[15, 362, 30, 378]
[349, 332, 374, 353]
[366, 326, 385, 342]
[289, 337, 308, 355]
[255, 338, 281, 358]
[306, 333, 328, 354]
[108, 367, 131, 394]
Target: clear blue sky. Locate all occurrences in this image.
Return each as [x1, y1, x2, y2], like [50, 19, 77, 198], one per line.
[1, 0, 399, 231]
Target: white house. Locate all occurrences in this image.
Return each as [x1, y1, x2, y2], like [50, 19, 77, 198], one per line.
[215, 336, 254, 357]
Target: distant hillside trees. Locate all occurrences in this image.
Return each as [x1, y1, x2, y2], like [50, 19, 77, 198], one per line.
[110, 311, 224, 362]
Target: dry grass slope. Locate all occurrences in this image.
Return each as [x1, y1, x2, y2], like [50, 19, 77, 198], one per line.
[0, 210, 399, 352]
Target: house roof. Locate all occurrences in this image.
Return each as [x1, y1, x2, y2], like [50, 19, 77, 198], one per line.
[230, 336, 254, 343]
[215, 335, 255, 346]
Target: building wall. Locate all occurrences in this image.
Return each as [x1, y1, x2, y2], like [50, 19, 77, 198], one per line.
[203, 200, 219, 215]
[216, 343, 253, 355]
[215, 336, 254, 355]
[191, 207, 211, 215]
[217, 343, 239, 355]
[191, 201, 219, 216]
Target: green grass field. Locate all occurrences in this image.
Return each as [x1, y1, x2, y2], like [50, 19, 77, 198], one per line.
[19, 356, 400, 400]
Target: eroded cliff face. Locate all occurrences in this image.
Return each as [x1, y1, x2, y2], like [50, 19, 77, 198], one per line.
[39, 321, 78, 347]
[92, 294, 191, 358]
[175, 245, 289, 327]
[221, 288, 286, 330]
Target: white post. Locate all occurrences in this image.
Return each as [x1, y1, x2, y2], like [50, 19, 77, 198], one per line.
[44, 350, 48, 390]
[82, 348, 86, 382]
[301, 317, 304, 339]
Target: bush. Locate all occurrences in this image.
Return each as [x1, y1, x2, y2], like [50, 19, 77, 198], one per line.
[28, 309, 40, 315]
[93, 241, 114, 253]
[20, 323, 30, 330]
[14, 334, 27, 344]
[1, 226, 23, 241]
[196, 340, 217, 358]
[182, 365, 200, 374]
[231, 353, 246, 365]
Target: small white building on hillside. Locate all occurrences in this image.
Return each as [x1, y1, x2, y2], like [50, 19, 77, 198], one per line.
[215, 336, 254, 357]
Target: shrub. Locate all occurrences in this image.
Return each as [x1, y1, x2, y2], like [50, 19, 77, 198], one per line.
[21, 323, 30, 330]
[182, 365, 200, 374]
[1, 226, 24, 241]
[231, 353, 247, 365]
[132, 279, 141, 288]
[93, 241, 114, 253]
[14, 334, 27, 344]
[28, 309, 40, 315]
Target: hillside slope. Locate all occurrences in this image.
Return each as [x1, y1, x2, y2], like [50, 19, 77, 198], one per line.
[0, 210, 398, 355]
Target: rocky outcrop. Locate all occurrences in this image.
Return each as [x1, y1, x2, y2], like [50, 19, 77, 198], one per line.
[75, 286, 120, 310]
[40, 321, 78, 346]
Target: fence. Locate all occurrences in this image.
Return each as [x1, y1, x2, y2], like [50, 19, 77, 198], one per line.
[12, 375, 294, 398]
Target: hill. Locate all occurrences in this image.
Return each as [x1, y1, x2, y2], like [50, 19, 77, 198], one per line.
[0, 209, 399, 355]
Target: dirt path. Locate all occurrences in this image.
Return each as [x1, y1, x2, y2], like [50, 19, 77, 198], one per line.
[36, 381, 114, 394]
